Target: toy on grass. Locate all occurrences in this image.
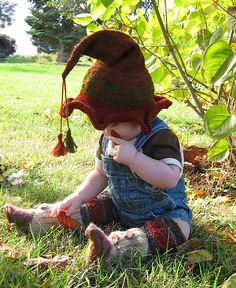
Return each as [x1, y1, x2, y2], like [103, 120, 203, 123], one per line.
[3, 203, 82, 235]
[0, 161, 12, 183]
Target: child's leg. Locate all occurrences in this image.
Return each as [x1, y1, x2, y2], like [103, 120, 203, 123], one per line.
[3, 193, 118, 235]
[85, 217, 187, 262]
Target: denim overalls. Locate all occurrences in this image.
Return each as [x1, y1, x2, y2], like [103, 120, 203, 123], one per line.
[102, 118, 192, 228]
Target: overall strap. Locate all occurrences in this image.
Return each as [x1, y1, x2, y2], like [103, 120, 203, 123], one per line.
[135, 118, 170, 151]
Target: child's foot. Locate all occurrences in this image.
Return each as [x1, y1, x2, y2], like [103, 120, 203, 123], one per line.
[85, 223, 113, 262]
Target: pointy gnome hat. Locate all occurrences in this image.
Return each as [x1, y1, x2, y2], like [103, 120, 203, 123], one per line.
[52, 30, 172, 156]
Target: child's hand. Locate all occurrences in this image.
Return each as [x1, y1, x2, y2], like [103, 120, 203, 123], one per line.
[108, 136, 138, 166]
[50, 193, 82, 218]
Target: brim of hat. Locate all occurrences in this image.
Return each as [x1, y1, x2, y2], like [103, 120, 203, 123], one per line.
[60, 94, 172, 135]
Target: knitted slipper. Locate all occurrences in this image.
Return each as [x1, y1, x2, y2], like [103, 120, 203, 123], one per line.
[85, 223, 148, 262]
[85, 223, 113, 262]
[3, 203, 81, 235]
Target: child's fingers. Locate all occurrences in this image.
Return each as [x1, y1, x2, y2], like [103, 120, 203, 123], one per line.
[108, 136, 125, 144]
[50, 202, 67, 217]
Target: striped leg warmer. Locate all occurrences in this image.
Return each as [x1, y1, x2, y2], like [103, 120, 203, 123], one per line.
[78, 193, 118, 227]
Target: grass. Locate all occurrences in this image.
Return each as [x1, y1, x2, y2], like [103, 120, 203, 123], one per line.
[0, 63, 235, 287]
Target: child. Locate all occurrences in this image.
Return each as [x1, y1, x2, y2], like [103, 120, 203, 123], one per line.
[4, 30, 192, 262]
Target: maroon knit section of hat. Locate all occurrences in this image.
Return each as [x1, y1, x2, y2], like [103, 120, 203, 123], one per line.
[144, 218, 175, 253]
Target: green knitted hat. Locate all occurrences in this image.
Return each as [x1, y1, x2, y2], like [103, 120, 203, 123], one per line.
[52, 30, 172, 156]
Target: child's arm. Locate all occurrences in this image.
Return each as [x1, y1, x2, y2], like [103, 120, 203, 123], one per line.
[109, 136, 181, 189]
[51, 164, 108, 216]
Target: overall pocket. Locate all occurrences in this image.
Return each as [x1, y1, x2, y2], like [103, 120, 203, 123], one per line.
[127, 186, 177, 215]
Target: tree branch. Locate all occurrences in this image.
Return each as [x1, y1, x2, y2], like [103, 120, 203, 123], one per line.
[150, 0, 205, 118]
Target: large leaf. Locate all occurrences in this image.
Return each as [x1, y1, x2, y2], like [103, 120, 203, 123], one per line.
[207, 139, 229, 161]
[226, 6, 236, 30]
[222, 272, 236, 288]
[73, 14, 93, 26]
[101, 0, 114, 7]
[121, 0, 139, 14]
[203, 41, 233, 83]
[91, 0, 107, 20]
[204, 105, 236, 139]
[208, 28, 223, 46]
[196, 29, 212, 50]
[212, 53, 236, 84]
[233, 86, 236, 101]
[86, 23, 102, 35]
[150, 66, 169, 83]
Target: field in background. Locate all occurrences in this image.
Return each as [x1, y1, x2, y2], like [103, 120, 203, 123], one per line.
[0, 64, 235, 287]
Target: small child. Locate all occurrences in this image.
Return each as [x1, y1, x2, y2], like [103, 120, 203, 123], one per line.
[4, 30, 192, 262]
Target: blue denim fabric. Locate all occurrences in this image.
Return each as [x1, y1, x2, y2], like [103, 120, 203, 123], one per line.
[102, 118, 192, 228]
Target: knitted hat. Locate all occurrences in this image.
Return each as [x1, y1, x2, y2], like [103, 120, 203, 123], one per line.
[52, 30, 172, 156]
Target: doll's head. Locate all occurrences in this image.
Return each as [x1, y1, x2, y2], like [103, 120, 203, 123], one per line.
[52, 30, 172, 156]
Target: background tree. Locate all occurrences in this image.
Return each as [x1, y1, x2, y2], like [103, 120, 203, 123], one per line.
[0, 0, 16, 59]
[0, 0, 16, 28]
[0, 34, 16, 58]
[26, 0, 86, 62]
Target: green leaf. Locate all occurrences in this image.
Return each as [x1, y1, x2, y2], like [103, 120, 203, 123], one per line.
[203, 41, 233, 83]
[204, 105, 229, 136]
[215, 114, 236, 138]
[191, 54, 202, 70]
[136, 20, 147, 36]
[121, 0, 139, 14]
[91, 0, 107, 20]
[196, 29, 212, 50]
[174, 0, 184, 7]
[212, 53, 236, 84]
[101, 0, 114, 7]
[100, 6, 116, 21]
[73, 14, 93, 26]
[207, 139, 229, 161]
[233, 86, 236, 101]
[208, 28, 223, 46]
[226, 7, 236, 30]
[222, 273, 236, 288]
[173, 89, 189, 100]
[86, 23, 102, 35]
[232, 136, 236, 147]
[186, 249, 213, 264]
[185, 20, 201, 40]
[204, 105, 236, 139]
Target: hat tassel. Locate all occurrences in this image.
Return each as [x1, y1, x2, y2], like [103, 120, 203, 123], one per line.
[51, 132, 68, 157]
[51, 79, 71, 157]
[65, 128, 77, 153]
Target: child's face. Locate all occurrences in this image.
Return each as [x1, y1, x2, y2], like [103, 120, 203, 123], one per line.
[103, 122, 141, 141]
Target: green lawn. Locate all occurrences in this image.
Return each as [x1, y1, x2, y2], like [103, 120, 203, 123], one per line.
[0, 63, 235, 287]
